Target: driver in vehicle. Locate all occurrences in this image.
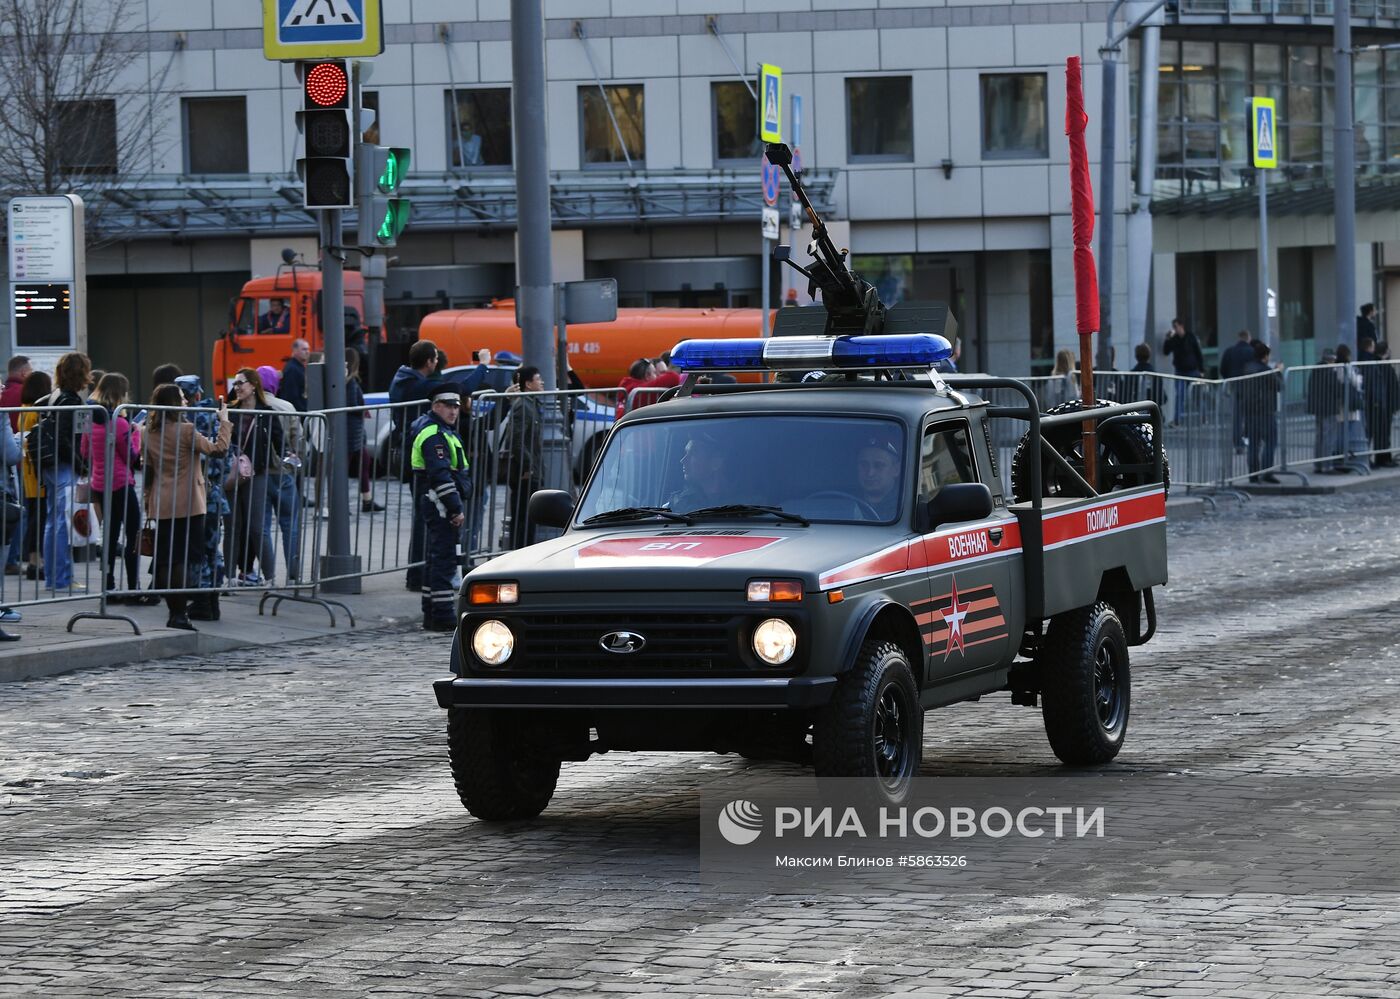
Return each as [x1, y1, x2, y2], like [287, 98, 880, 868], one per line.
[666, 431, 733, 512]
[258, 298, 290, 334]
[856, 433, 902, 520]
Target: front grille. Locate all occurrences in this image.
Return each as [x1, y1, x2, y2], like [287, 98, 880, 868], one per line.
[493, 610, 744, 676]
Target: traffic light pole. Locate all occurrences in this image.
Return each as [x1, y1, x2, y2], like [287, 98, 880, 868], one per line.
[319, 208, 360, 593]
[511, 0, 554, 390]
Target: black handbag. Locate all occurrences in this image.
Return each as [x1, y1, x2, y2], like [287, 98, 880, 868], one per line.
[2, 500, 18, 529]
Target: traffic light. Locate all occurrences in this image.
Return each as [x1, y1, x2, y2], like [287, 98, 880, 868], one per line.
[296, 60, 353, 209]
[355, 144, 412, 247]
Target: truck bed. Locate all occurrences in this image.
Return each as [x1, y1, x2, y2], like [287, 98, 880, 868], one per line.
[1009, 484, 1168, 620]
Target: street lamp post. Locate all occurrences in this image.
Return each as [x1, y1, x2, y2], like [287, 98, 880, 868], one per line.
[1334, 1, 1358, 359]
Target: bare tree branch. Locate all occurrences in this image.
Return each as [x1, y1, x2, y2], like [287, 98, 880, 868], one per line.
[0, 0, 175, 243]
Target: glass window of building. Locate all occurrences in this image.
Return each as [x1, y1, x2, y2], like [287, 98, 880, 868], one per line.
[183, 97, 248, 174]
[580, 85, 645, 166]
[1146, 38, 1400, 198]
[56, 100, 118, 175]
[446, 88, 512, 168]
[713, 81, 761, 163]
[846, 77, 913, 161]
[980, 74, 1048, 159]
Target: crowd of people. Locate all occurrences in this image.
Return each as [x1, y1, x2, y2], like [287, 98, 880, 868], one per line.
[0, 342, 341, 638]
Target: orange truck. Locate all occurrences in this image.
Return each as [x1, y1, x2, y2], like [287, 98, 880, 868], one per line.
[214, 269, 767, 391]
[417, 302, 767, 389]
[212, 265, 369, 389]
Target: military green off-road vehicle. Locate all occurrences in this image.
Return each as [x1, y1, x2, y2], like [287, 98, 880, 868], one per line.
[433, 145, 1168, 821]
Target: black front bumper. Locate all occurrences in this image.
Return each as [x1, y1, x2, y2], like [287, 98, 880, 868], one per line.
[432, 675, 837, 710]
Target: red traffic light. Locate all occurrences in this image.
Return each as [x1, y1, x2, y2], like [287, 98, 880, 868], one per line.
[304, 62, 348, 108]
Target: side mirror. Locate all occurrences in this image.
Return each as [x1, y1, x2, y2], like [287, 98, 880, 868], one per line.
[923, 482, 994, 531]
[528, 489, 574, 530]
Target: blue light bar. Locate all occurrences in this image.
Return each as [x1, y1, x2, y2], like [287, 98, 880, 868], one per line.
[670, 333, 953, 372]
[669, 338, 768, 371]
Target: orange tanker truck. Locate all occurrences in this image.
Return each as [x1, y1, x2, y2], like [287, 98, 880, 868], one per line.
[214, 266, 766, 391]
[416, 301, 767, 389]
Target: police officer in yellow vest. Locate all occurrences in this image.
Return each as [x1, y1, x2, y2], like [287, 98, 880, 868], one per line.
[411, 382, 472, 631]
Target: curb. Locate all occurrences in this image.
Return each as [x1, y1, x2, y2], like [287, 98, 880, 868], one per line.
[0, 602, 425, 685]
[1165, 496, 1207, 521]
[0, 630, 247, 684]
[1238, 467, 1400, 497]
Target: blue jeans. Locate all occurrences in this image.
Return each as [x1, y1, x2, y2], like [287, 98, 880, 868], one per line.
[262, 473, 301, 581]
[41, 464, 75, 590]
[1173, 371, 1200, 423]
[5, 501, 22, 567]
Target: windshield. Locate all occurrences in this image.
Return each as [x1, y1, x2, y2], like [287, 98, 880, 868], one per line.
[576, 415, 907, 525]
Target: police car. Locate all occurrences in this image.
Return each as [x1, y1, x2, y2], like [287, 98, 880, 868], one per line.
[433, 333, 1169, 820]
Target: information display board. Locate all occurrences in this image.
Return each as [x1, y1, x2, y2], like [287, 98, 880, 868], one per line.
[12, 284, 72, 347]
[7, 195, 85, 357]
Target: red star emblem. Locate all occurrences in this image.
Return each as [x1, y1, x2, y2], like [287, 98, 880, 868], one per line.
[941, 576, 970, 661]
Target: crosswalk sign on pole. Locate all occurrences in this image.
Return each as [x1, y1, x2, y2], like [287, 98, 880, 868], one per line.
[759, 64, 782, 144]
[1252, 97, 1277, 169]
[263, 0, 383, 60]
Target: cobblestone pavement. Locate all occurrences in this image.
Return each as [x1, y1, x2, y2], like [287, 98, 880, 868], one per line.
[2, 488, 1399, 997]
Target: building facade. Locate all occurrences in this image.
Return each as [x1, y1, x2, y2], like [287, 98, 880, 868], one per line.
[3, 0, 1399, 392]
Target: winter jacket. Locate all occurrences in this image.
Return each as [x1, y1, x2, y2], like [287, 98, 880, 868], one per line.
[81, 407, 141, 492]
[1163, 330, 1205, 375]
[1, 375, 23, 430]
[230, 408, 286, 474]
[388, 365, 435, 434]
[1219, 340, 1255, 380]
[1240, 360, 1282, 420]
[144, 417, 233, 520]
[277, 357, 308, 412]
[264, 396, 302, 477]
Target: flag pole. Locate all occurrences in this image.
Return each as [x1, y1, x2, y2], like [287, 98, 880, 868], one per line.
[1065, 56, 1100, 490]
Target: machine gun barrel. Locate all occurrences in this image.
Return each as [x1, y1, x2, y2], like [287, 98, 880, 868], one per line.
[764, 142, 863, 311]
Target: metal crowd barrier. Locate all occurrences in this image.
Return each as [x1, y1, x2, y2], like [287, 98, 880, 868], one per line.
[5, 361, 1396, 637]
[1279, 361, 1400, 477]
[63, 402, 333, 634]
[0, 401, 108, 610]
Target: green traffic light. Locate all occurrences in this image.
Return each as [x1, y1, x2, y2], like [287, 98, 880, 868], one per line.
[375, 200, 411, 244]
[375, 147, 410, 194]
[377, 151, 400, 193]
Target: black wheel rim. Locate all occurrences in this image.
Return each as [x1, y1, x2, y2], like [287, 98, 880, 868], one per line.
[873, 682, 914, 790]
[1093, 639, 1126, 734]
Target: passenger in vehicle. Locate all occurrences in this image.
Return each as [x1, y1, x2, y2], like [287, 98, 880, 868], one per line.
[856, 434, 902, 520]
[666, 432, 734, 512]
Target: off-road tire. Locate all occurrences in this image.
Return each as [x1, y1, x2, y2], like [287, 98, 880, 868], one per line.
[813, 640, 922, 806]
[1039, 602, 1130, 765]
[447, 709, 561, 822]
[1010, 399, 1169, 502]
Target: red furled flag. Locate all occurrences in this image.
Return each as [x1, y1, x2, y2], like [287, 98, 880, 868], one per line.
[1064, 57, 1099, 336]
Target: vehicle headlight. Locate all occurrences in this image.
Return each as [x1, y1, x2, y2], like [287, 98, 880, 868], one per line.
[471, 620, 514, 665]
[752, 618, 797, 666]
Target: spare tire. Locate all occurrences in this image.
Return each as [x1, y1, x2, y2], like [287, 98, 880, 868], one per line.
[1009, 399, 1168, 503]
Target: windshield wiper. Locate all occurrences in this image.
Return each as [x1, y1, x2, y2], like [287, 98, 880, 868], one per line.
[685, 504, 811, 527]
[581, 506, 694, 526]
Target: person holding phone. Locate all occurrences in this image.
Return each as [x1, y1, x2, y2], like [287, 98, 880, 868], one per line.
[143, 384, 232, 630]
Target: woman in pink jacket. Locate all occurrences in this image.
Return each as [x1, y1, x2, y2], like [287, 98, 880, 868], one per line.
[82, 373, 154, 603]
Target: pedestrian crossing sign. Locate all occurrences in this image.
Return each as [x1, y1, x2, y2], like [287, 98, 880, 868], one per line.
[263, 0, 383, 60]
[1252, 97, 1277, 170]
[759, 64, 783, 143]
